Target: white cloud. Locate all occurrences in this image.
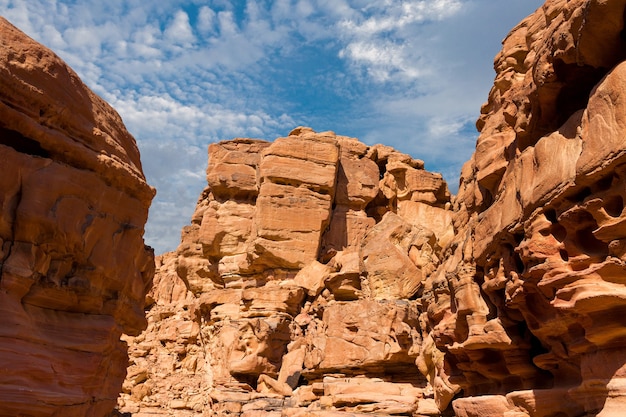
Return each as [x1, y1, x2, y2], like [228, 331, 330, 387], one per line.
[164, 10, 195, 46]
[40, 24, 67, 49]
[217, 10, 238, 36]
[197, 6, 217, 35]
[334, 0, 463, 81]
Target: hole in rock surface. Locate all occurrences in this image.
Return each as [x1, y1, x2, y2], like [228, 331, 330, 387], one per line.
[575, 226, 609, 257]
[604, 195, 624, 218]
[0, 127, 50, 158]
[553, 60, 608, 127]
[551, 224, 567, 243]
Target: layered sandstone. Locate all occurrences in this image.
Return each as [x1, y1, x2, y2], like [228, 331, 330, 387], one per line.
[421, 0, 626, 415]
[0, 18, 154, 416]
[120, 0, 626, 416]
[118, 128, 452, 416]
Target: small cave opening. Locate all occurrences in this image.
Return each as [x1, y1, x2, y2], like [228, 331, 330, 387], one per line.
[513, 252, 525, 274]
[376, 157, 388, 180]
[567, 186, 593, 203]
[575, 226, 609, 257]
[551, 223, 567, 243]
[596, 174, 614, 192]
[364, 191, 391, 222]
[519, 321, 554, 389]
[232, 373, 259, 390]
[0, 127, 50, 158]
[553, 60, 609, 128]
[478, 184, 494, 212]
[544, 208, 558, 224]
[604, 195, 624, 218]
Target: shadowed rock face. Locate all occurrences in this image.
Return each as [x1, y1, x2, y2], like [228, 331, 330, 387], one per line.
[120, 0, 626, 416]
[0, 17, 155, 416]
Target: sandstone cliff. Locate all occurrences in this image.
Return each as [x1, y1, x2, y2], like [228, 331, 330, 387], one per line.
[425, 0, 626, 415]
[0, 17, 155, 416]
[119, 0, 626, 416]
[118, 128, 453, 416]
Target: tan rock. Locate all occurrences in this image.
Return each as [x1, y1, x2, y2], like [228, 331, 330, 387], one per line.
[206, 139, 270, 200]
[303, 300, 421, 378]
[334, 156, 380, 210]
[452, 395, 514, 417]
[254, 183, 333, 268]
[293, 261, 334, 297]
[361, 212, 439, 300]
[120, 128, 452, 416]
[424, 1, 626, 416]
[321, 207, 376, 255]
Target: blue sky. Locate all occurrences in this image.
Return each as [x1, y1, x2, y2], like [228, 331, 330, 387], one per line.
[0, 0, 544, 254]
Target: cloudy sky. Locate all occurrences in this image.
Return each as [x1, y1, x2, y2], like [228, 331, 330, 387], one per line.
[0, 0, 544, 254]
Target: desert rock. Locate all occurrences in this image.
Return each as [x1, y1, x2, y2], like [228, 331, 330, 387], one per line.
[119, 128, 452, 416]
[423, 0, 626, 415]
[120, 0, 626, 416]
[0, 17, 154, 417]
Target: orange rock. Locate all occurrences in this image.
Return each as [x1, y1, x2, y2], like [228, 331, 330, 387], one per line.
[120, 128, 451, 415]
[0, 17, 154, 416]
[423, 1, 626, 415]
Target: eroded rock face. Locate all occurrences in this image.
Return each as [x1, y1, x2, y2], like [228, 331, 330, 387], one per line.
[0, 18, 154, 416]
[421, 1, 626, 415]
[118, 127, 452, 416]
[120, 1, 626, 416]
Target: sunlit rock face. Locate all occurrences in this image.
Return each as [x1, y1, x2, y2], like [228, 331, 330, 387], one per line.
[421, 0, 626, 415]
[118, 127, 453, 416]
[0, 17, 155, 417]
[120, 0, 626, 416]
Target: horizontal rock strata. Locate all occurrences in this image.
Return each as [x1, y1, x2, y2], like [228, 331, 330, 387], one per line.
[119, 0, 626, 416]
[0, 17, 154, 417]
[118, 127, 452, 416]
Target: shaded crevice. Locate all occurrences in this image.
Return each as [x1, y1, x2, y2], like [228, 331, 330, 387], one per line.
[0, 127, 50, 158]
[604, 195, 624, 218]
[0, 181, 23, 281]
[553, 60, 608, 127]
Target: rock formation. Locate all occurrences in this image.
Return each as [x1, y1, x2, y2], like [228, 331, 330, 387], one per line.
[117, 128, 453, 416]
[119, 0, 626, 415]
[422, 0, 626, 415]
[0, 17, 155, 416]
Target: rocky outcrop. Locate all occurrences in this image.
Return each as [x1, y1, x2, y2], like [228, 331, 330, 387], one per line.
[421, 0, 626, 415]
[119, 0, 626, 416]
[118, 128, 452, 416]
[0, 17, 155, 416]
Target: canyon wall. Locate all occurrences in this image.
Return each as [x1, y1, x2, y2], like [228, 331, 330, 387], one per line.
[117, 127, 453, 416]
[0, 18, 155, 416]
[119, 0, 626, 416]
[427, 0, 626, 415]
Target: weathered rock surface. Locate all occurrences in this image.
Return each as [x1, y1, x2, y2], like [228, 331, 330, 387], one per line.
[118, 128, 452, 416]
[0, 17, 154, 416]
[120, 0, 626, 416]
[422, 0, 626, 415]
